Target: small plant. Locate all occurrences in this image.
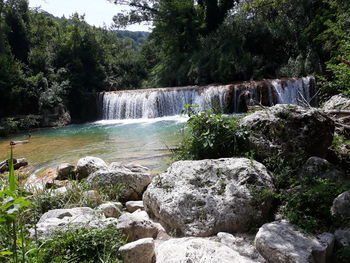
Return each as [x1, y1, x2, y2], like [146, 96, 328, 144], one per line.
[281, 177, 350, 233]
[35, 225, 126, 263]
[174, 108, 250, 160]
[0, 146, 32, 263]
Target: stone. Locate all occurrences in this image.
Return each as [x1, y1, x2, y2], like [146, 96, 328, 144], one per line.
[143, 158, 274, 237]
[32, 207, 115, 239]
[155, 237, 257, 263]
[0, 158, 28, 173]
[56, 163, 75, 180]
[331, 191, 350, 217]
[82, 190, 101, 202]
[45, 180, 70, 189]
[24, 168, 59, 190]
[239, 104, 334, 159]
[255, 220, 331, 263]
[298, 157, 344, 181]
[87, 166, 152, 201]
[317, 232, 335, 261]
[126, 201, 144, 213]
[76, 156, 108, 179]
[117, 210, 159, 242]
[13, 158, 28, 170]
[119, 238, 155, 263]
[323, 94, 350, 110]
[216, 232, 265, 262]
[97, 202, 122, 218]
[335, 228, 350, 247]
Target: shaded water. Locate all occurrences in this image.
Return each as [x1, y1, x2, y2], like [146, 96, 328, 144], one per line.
[0, 117, 186, 174]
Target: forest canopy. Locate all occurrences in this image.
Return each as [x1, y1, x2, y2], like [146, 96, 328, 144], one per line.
[0, 0, 349, 124]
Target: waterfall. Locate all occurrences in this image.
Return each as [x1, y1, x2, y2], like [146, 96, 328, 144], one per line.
[99, 76, 316, 120]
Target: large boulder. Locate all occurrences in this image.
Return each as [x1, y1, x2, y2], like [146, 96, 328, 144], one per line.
[32, 207, 116, 239]
[335, 228, 350, 247]
[155, 237, 256, 263]
[87, 165, 152, 201]
[331, 191, 350, 217]
[143, 158, 274, 237]
[117, 210, 160, 242]
[255, 220, 333, 263]
[76, 156, 108, 179]
[323, 94, 350, 110]
[298, 157, 344, 181]
[119, 238, 155, 263]
[240, 104, 334, 159]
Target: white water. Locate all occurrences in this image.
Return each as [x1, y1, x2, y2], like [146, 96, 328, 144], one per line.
[99, 76, 315, 120]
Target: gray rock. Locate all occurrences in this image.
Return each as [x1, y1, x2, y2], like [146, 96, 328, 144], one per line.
[56, 163, 75, 180]
[255, 220, 331, 263]
[240, 104, 334, 159]
[143, 158, 274, 237]
[0, 158, 28, 173]
[87, 166, 152, 201]
[317, 232, 335, 261]
[216, 232, 265, 262]
[97, 202, 122, 218]
[331, 191, 350, 216]
[14, 158, 28, 170]
[155, 237, 257, 263]
[298, 157, 344, 181]
[119, 238, 155, 263]
[126, 201, 144, 213]
[323, 94, 350, 110]
[25, 168, 59, 191]
[32, 207, 116, 239]
[335, 228, 350, 247]
[76, 156, 108, 179]
[117, 210, 159, 242]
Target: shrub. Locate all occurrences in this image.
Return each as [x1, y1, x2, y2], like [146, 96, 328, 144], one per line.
[35, 225, 126, 263]
[174, 109, 250, 160]
[281, 177, 350, 233]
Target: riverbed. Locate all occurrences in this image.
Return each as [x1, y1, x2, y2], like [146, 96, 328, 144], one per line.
[0, 116, 186, 175]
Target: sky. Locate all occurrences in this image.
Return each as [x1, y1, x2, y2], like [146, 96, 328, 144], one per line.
[28, 0, 151, 31]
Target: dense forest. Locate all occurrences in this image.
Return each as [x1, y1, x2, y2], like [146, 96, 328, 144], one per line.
[0, 0, 349, 130]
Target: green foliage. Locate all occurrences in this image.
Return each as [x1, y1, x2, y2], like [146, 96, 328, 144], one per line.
[35, 225, 126, 263]
[335, 246, 350, 263]
[282, 178, 349, 233]
[175, 108, 250, 160]
[0, 146, 32, 263]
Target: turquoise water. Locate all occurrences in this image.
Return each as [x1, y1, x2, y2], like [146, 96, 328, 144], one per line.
[0, 117, 186, 174]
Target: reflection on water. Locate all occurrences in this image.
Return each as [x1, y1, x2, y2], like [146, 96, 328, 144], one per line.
[0, 117, 186, 174]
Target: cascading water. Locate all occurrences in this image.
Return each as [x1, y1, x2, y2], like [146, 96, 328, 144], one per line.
[99, 76, 316, 120]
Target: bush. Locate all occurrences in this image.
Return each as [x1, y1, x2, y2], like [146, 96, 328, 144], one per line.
[174, 109, 250, 160]
[34, 225, 126, 263]
[281, 177, 350, 233]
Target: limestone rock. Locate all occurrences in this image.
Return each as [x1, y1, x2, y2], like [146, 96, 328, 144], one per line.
[56, 163, 75, 180]
[298, 157, 344, 181]
[155, 237, 257, 263]
[143, 158, 274, 237]
[0, 158, 28, 173]
[87, 166, 152, 201]
[335, 228, 350, 247]
[119, 238, 155, 263]
[117, 210, 159, 242]
[240, 104, 334, 159]
[216, 232, 265, 262]
[126, 201, 144, 213]
[331, 191, 350, 217]
[76, 156, 108, 179]
[323, 94, 350, 110]
[97, 202, 122, 218]
[25, 168, 58, 190]
[255, 220, 331, 263]
[32, 207, 115, 239]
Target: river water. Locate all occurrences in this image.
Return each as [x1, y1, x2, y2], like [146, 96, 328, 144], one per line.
[0, 116, 186, 175]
